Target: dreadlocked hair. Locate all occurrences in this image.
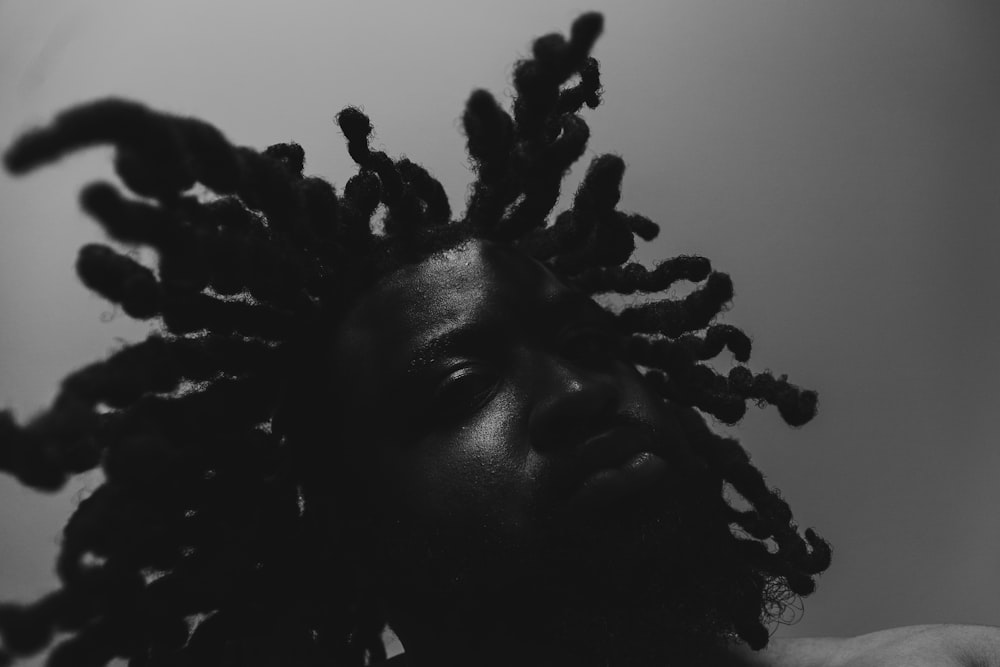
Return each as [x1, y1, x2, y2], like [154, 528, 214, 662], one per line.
[0, 12, 829, 666]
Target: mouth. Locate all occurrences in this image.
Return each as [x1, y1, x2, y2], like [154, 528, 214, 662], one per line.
[569, 450, 671, 512]
[564, 425, 673, 514]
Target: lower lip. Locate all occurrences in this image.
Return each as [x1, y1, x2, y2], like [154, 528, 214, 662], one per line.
[567, 451, 670, 512]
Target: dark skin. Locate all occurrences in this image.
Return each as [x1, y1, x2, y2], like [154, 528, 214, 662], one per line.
[331, 238, 703, 537]
[323, 239, 1000, 667]
[327, 238, 727, 666]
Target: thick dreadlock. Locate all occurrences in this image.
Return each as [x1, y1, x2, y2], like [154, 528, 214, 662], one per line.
[0, 12, 829, 667]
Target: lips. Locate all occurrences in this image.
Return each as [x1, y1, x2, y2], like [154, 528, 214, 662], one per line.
[565, 424, 673, 513]
[576, 424, 658, 473]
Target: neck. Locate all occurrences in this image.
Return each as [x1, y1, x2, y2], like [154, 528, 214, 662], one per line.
[383, 635, 851, 667]
[387, 598, 736, 667]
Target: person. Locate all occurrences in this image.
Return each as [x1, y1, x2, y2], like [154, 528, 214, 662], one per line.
[0, 11, 996, 667]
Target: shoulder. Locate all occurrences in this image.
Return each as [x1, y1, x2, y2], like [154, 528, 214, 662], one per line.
[833, 625, 1000, 667]
[372, 627, 1000, 667]
[725, 625, 1000, 667]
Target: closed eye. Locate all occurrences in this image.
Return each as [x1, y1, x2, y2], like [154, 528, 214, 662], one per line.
[426, 364, 499, 419]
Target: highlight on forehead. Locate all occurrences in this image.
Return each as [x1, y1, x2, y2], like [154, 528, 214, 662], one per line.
[398, 258, 617, 377]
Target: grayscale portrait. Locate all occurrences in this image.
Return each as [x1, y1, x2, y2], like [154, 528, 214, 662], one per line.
[1, 3, 998, 666]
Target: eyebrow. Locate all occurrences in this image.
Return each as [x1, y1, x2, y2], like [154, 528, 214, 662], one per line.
[405, 318, 503, 378]
[404, 291, 615, 377]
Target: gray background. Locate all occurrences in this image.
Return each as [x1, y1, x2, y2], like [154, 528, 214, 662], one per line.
[1, 0, 998, 663]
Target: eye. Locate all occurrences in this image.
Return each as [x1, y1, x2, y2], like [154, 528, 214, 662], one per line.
[427, 365, 498, 417]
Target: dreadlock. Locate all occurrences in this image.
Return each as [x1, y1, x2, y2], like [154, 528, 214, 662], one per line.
[0, 12, 829, 666]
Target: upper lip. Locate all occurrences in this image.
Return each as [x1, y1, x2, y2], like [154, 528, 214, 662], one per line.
[575, 423, 658, 476]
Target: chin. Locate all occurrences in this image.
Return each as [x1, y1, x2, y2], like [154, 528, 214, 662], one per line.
[379, 473, 795, 665]
[499, 478, 788, 665]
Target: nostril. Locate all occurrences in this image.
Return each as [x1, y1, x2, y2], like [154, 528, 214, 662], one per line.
[529, 373, 620, 453]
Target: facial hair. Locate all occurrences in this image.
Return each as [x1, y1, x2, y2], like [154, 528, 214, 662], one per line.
[375, 462, 792, 667]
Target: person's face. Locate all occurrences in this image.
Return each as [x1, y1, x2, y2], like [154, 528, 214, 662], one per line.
[334, 241, 728, 594]
[324, 241, 759, 664]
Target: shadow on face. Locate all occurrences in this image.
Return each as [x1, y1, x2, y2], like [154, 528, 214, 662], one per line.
[320, 240, 736, 628]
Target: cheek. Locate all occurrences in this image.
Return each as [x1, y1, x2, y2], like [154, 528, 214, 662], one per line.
[369, 387, 539, 532]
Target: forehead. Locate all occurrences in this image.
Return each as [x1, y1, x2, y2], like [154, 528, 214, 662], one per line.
[330, 239, 582, 395]
[338, 239, 565, 347]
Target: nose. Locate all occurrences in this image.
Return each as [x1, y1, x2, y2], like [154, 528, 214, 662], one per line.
[527, 355, 622, 454]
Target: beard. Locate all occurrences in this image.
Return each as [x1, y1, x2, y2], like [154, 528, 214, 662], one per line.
[372, 462, 797, 667]
[503, 470, 777, 667]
